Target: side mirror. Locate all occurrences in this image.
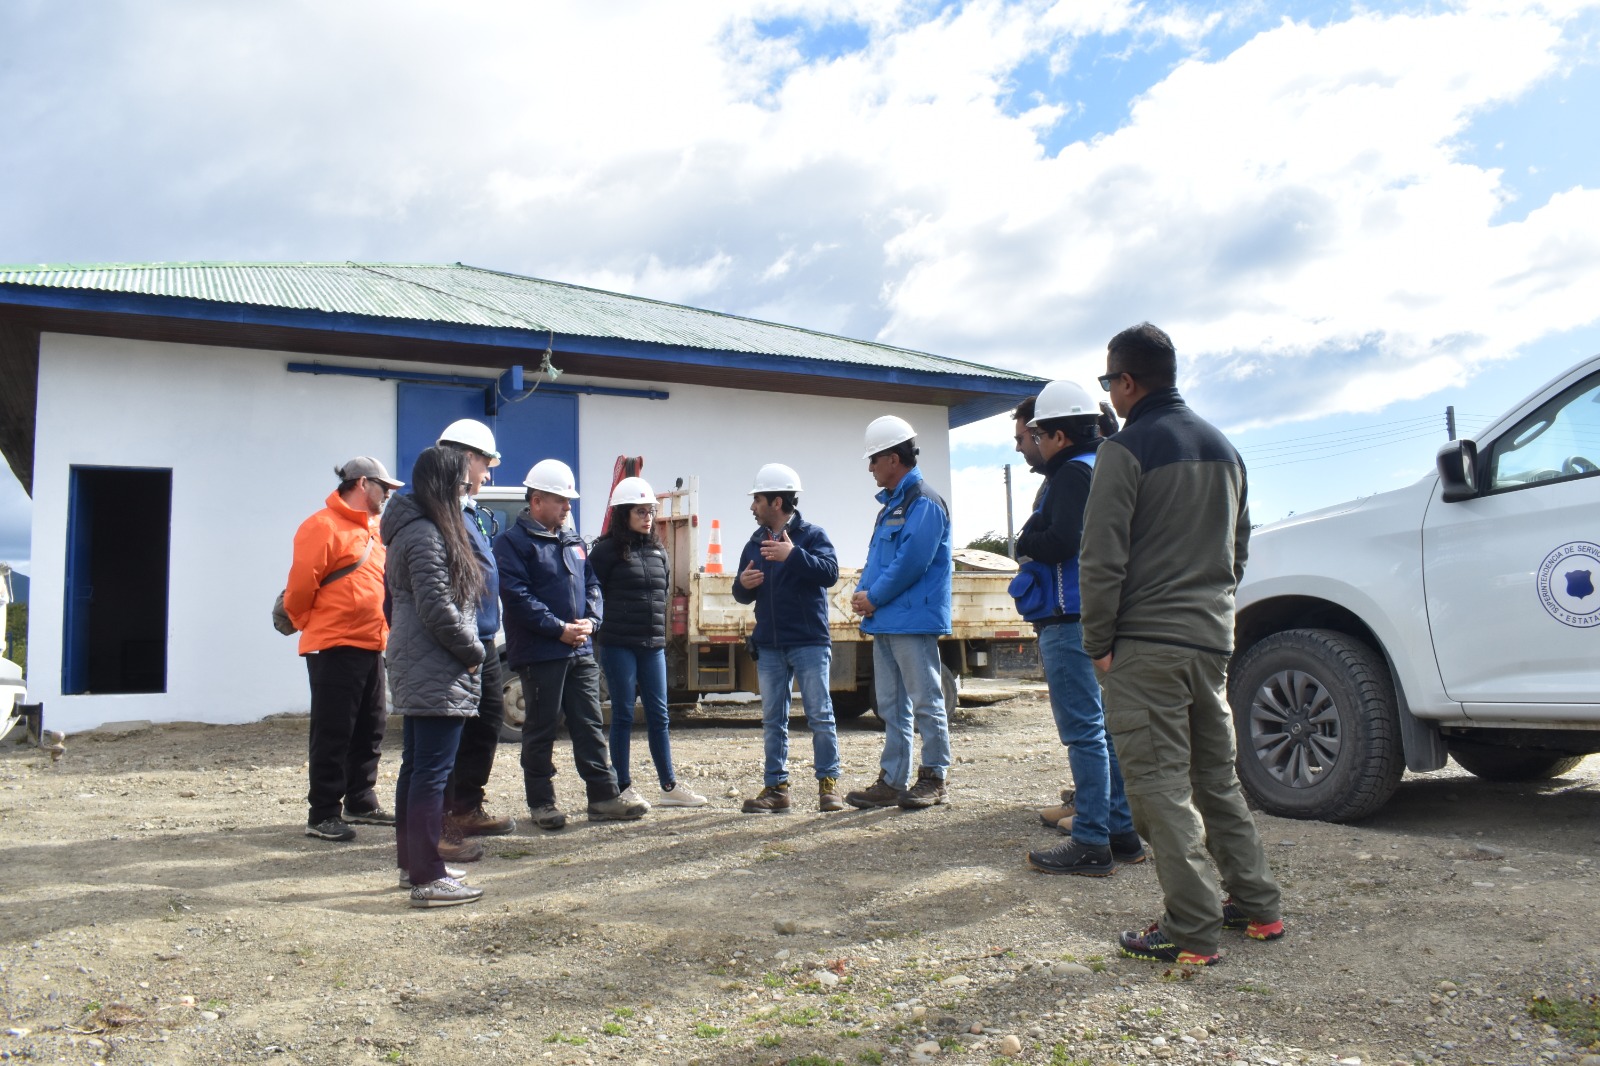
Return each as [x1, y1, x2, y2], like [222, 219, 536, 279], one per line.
[1436, 439, 1479, 502]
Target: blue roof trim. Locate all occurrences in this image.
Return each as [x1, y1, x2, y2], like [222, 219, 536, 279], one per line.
[0, 283, 1043, 424]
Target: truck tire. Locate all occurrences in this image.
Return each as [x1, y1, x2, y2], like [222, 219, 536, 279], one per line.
[499, 667, 524, 744]
[1447, 743, 1585, 782]
[832, 689, 873, 721]
[832, 664, 956, 721]
[497, 663, 612, 743]
[1228, 629, 1404, 822]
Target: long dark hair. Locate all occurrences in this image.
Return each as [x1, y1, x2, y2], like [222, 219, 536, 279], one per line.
[596, 503, 660, 562]
[410, 446, 485, 603]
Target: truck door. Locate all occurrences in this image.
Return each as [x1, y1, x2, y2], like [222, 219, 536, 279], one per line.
[1422, 367, 1600, 714]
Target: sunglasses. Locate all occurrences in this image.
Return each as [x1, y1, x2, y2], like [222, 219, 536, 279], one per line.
[1098, 371, 1133, 392]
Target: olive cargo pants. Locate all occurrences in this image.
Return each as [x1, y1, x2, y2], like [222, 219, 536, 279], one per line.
[1101, 639, 1281, 955]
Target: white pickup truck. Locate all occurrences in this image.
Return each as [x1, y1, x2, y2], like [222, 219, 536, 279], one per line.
[1230, 353, 1600, 821]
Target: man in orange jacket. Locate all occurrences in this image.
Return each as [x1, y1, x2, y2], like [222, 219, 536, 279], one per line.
[284, 456, 402, 842]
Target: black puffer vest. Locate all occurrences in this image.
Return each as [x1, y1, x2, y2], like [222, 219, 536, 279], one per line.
[589, 534, 669, 649]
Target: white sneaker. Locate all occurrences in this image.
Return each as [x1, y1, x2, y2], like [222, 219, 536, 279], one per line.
[399, 864, 467, 887]
[657, 783, 709, 808]
[409, 876, 483, 908]
[618, 786, 652, 812]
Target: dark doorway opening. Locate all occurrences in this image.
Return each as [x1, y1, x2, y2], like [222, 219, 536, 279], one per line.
[62, 467, 171, 694]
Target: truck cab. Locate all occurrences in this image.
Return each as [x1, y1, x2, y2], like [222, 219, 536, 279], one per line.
[1231, 354, 1600, 820]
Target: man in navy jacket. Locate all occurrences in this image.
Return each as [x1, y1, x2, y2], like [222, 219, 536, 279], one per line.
[846, 416, 953, 811]
[495, 459, 646, 829]
[732, 463, 844, 814]
[436, 420, 515, 860]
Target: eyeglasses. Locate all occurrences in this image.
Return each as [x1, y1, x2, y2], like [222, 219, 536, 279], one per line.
[1098, 371, 1132, 392]
[1028, 431, 1044, 443]
[631, 506, 655, 517]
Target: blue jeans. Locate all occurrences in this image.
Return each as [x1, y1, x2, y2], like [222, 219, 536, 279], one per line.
[600, 644, 675, 792]
[871, 633, 950, 788]
[755, 644, 842, 786]
[395, 715, 466, 885]
[1038, 622, 1134, 846]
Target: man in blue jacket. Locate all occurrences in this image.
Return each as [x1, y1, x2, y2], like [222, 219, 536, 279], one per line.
[1010, 384, 1142, 878]
[732, 463, 844, 814]
[494, 459, 646, 829]
[434, 421, 515, 863]
[847, 416, 954, 811]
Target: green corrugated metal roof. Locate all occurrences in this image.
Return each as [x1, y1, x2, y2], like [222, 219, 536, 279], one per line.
[0, 261, 1037, 381]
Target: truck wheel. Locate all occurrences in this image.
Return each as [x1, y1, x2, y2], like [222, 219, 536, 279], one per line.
[832, 689, 873, 721]
[1447, 743, 1585, 782]
[942, 664, 959, 716]
[499, 664, 613, 741]
[1228, 629, 1404, 822]
[499, 668, 524, 744]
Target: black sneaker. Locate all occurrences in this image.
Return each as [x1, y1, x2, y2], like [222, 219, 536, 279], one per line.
[306, 817, 355, 842]
[1118, 921, 1220, 966]
[1026, 840, 1115, 877]
[1221, 897, 1285, 940]
[344, 806, 395, 826]
[1110, 832, 1147, 865]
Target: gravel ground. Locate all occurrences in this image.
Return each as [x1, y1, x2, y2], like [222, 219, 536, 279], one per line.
[3, 688, 1600, 1066]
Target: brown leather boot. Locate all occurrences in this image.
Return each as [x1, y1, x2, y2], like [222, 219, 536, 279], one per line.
[741, 783, 792, 814]
[818, 777, 845, 812]
[844, 774, 901, 809]
[437, 817, 485, 862]
[453, 804, 515, 836]
[898, 767, 947, 809]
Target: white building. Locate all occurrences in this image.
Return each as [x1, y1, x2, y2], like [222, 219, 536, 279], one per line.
[0, 262, 1042, 734]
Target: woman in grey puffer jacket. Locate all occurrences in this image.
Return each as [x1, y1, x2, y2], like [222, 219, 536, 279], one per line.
[382, 446, 487, 909]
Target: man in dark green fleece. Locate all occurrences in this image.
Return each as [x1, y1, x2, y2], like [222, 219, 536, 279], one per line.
[1079, 322, 1283, 967]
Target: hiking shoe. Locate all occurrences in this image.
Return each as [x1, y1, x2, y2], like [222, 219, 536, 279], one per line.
[742, 783, 792, 814]
[1038, 801, 1076, 826]
[452, 804, 515, 836]
[1052, 815, 1076, 836]
[438, 819, 485, 862]
[898, 767, 947, 809]
[818, 777, 846, 812]
[1111, 832, 1147, 865]
[588, 793, 649, 820]
[845, 774, 901, 809]
[399, 864, 466, 887]
[618, 786, 653, 811]
[306, 817, 355, 842]
[1026, 840, 1115, 877]
[1118, 922, 1220, 966]
[1221, 897, 1285, 941]
[530, 804, 568, 831]
[657, 783, 709, 808]
[408, 876, 484, 909]
[344, 806, 395, 826]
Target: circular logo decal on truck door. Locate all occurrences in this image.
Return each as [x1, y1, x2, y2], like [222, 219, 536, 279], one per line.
[1538, 542, 1600, 628]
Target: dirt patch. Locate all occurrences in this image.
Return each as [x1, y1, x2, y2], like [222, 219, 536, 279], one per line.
[2, 693, 1599, 1065]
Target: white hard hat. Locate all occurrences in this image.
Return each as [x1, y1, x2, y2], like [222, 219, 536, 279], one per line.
[749, 463, 802, 495]
[437, 419, 501, 467]
[1028, 380, 1097, 426]
[863, 415, 916, 459]
[608, 476, 656, 508]
[523, 458, 580, 498]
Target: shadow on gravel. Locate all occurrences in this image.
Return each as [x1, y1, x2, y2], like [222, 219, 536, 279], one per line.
[1352, 771, 1600, 855]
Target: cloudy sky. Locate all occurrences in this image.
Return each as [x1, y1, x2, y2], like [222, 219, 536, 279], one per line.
[3, 0, 1599, 569]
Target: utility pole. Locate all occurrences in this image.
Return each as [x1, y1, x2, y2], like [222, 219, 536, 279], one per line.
[1445, 405, 1456, 441]
[1003, 464, 1016, 558]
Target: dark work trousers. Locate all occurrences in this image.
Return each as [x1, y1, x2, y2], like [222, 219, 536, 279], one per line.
[518, 655, 620, 809]
[304, 646, 388, 823]
[445, 651, 504, 815]
[395, 715, 466, 885]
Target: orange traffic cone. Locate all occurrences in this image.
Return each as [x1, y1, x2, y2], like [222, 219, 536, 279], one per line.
[704, 519, 724, 574]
